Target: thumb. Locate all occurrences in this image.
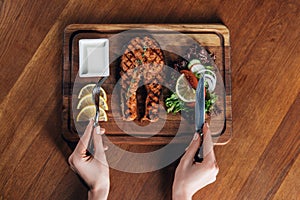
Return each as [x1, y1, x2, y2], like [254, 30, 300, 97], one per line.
[181, 132, 201, 166]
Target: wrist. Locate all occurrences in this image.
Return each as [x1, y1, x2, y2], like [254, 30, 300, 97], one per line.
[88, 188, 109, 200]
[172, 191, 192, 200]
[172, 183, 192, 200]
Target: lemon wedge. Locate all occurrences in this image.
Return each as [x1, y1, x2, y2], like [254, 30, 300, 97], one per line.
[77, 94, 108, 110]
[175, 74, 196, 102]
[78, 84, 107, 101]
[76, 105, 108, 122]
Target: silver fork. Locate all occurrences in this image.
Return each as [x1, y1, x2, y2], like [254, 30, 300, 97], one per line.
[92, 77, 108, 127]
[87, 77, 108, 154]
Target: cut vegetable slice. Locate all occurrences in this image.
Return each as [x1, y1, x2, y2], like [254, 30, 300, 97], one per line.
[187, 59, 201, 69]
[190, 63, 205, 74]
[76, 105, 107, 122]
[204, 74, 216, 92]
[78, 84, 107, 101]
[77, 94, 108, 110]
[194, 69, 217, 92]
[175, 74, 196, 102]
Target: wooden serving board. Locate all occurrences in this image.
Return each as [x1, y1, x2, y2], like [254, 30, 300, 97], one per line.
[62, 24, 232, 145]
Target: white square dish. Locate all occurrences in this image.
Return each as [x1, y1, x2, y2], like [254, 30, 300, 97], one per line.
[79, 39, 109, 77]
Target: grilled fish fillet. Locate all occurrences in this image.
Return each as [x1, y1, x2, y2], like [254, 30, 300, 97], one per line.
[120, 36, 164, 122]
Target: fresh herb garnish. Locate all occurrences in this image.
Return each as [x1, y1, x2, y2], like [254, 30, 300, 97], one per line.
[165, 86, 217, 114]
[205, 90, 217, 113]
[165, 93, 191, 114]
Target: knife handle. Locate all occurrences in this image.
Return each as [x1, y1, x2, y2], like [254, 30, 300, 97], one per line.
[194, 131, 204, 163]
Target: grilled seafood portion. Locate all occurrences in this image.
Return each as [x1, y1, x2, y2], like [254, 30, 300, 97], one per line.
[120, 36, 164, 122]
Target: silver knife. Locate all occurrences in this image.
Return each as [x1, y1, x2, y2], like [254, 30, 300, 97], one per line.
[194, 76, 205, 162]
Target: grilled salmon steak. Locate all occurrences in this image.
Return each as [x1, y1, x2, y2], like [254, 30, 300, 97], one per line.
[120, 36, 164, 122]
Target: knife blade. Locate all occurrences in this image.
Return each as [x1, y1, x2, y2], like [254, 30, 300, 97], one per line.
[194, 76, 205, 163]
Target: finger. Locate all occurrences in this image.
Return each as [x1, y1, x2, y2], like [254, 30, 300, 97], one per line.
[75, 119, 94, 153]
[202, 123, 214, 157]
[201, 150, 219, 177]
[181, 131, 201, 166]
[203, 149, 216, 165]
[93, 126, 107, 163]
[203, 122, 209, 134]
[185, 122, 209, 152]
[98, 127, 105, 135]
[104, 145, 109, 151]
[181, 123, 210, 166]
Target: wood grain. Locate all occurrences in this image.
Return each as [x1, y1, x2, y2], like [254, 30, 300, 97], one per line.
[0, 0, 299, 199]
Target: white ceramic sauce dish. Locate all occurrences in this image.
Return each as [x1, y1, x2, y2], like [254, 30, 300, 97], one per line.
[79, 38, 109, 77]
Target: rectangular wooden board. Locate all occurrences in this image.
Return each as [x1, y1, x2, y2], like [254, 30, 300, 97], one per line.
[62, 24, 232, 145]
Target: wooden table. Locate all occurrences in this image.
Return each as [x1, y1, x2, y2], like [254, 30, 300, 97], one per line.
[0, 0, 299, 199]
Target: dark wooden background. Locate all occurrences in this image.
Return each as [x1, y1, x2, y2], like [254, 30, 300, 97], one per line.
[0, 0, 299, 199]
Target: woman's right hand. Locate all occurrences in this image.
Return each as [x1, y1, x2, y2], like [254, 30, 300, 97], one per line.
[68, 119, 110, 200]
[172, 123, 219, 200]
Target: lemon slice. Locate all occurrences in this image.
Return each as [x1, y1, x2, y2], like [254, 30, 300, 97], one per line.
[175, 74, 196, 102]
[77, 94, 108, 110]
[76, 105, 108, 122]
[78, 84, 107, 101]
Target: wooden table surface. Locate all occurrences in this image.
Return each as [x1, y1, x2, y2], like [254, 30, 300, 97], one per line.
[0, 0, 299, 199]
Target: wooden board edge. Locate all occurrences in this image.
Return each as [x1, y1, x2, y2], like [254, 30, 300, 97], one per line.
[64, 24, 230, 46]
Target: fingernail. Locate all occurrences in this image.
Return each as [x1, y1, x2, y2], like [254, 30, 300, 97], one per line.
[193, 132, 199, 140]
[95, 126, 101, 134]
[206, 122, 209, 128]
[185, 146, 189, 151]
[100, 128, 105, 135]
